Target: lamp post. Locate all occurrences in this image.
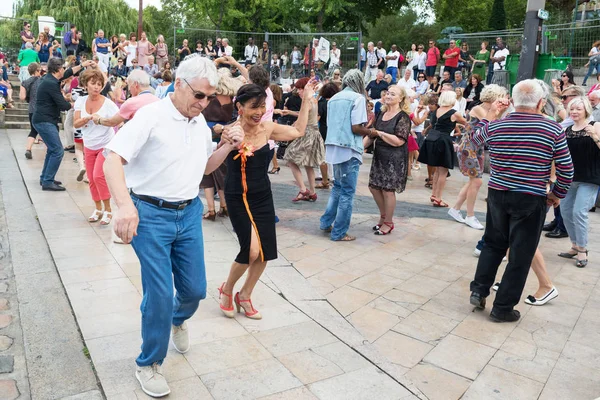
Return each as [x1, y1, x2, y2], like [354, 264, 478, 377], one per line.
[516, 0, 546, 82]
[137, 0, 143, 40]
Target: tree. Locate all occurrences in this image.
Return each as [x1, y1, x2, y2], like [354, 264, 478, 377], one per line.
[488, 0, 507, 31]
[366, 10, 441, 53]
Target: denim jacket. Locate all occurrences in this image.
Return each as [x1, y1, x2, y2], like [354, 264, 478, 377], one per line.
[325, 87, 364, 155]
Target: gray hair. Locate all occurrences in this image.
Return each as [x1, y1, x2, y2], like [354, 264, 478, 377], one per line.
[25, 42, 33, 49]
[512, 79, 544, 109]
[455, 71, 462, 76]
[533, 79, 557, 117]
[341, 69, 365, 94]
[222, 38, 229, 45]
[47, 57, 64, 74]
[439, 90, 457, 107]
[177, 54, 219, 87]
[127, 69, 150, 87]
[590, 90, 600, 100]
[367, 42, 374, 47]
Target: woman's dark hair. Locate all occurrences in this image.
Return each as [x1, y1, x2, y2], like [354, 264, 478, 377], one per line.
[249, 66, 270, 89]
[562, 70, 575, 84]
[319, 82, 339, 99]
[235, 84, 267, 109]
[129, 32, 136, 40]
[427, 95, 439, 105]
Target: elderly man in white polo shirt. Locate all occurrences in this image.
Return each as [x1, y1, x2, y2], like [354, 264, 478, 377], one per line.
[103, 54, 243, 398]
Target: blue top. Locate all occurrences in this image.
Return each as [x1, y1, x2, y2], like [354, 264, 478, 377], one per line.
[96, 37, 110, 54]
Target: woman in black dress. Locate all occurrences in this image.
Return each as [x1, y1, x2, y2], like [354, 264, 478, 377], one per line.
[365, 85, 411, 235]
[219, 82, 315, 320]
[418, 90, 467, 207]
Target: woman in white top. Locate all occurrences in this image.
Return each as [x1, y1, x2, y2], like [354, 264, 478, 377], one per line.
[73, 69, 119, 225]
[413, 44, 427, 80]
[583, 40, 600, 86]
[125, 32, 138, 67]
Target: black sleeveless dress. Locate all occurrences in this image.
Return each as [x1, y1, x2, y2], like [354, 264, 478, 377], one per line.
[417, 109, 457, 169]
[224, 144, 277, 264]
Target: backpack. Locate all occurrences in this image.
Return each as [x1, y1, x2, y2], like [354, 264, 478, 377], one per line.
[64, 30, 72, 46]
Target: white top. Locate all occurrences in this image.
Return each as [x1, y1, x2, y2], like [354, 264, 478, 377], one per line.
[155, 84, 170, 99]
[325, 96, 367, 165]
[104, 94, 213, 202]
[493, 48, 510, 70]
[376, 47, 386, 60]
[291, 50, 301, 64]
[397, 77, 417, 91]
[281, 54, 288, 65]
[74, 96, 119, 151]
[219, 46, 233, 57]
[244, 45, 258, 63]
[412, 107, 427, 133]
[330, 48, 341, 65]
[414, 52, 427, 70]
[387, 51, 401, 68]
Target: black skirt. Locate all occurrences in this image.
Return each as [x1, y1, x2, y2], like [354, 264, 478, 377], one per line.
[417, 132, 455, 169]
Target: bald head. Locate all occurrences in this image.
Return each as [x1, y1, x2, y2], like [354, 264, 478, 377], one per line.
[513, 79, 543, 110]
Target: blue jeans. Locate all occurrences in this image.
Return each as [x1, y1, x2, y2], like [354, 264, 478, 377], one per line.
[561, 181, 600, 248]
[320, 157, 360, 240]
[386, 66, 398, 84]
[552, 205, 567, 233]
[32, 122, 64, 185]
[1, 65, 7, 81]
[486, 63, 494, 84]
[360, 60, 366, 72]
[583, 62, 598, 85]
[131, 196, 207, 367]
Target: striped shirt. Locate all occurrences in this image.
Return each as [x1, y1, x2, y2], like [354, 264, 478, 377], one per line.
[472, 112, 573, 199]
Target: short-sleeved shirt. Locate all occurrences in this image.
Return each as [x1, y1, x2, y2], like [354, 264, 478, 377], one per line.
[179, 46, 190, 61]
[105, 94, 213, 202]
[426, 47, 440, 67]
[95, 37, 110, 54]
[397, 78, 417, 92]
[366, 79, 389, 99]
[325, 96, 368, 165]
[452, 80, 468, 90]
[74, 95, 119, 150]
[387, 51, 401, 68]
[118, 92, 160, 121]
[20, 30, 34, 46]
[493, 49, 510, 70]
[18, 49, 39, 66]
[444, 48, 461, 68]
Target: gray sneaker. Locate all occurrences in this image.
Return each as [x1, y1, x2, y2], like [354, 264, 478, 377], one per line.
[172, 321, 190, 353]
[135, 363, 170, 398]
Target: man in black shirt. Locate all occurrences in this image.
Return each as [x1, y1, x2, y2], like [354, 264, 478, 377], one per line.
[365, 70, 389, 100]
[32, 58, 91, 191]
[76, 31, 88, 61]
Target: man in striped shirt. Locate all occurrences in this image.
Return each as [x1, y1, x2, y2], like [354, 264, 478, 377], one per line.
[470, 79, 574, 323]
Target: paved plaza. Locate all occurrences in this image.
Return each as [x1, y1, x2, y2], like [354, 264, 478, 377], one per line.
[2, 127, 600, 400]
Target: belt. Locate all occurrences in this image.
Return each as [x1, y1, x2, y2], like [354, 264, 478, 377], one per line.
[131, 191, 194, 210]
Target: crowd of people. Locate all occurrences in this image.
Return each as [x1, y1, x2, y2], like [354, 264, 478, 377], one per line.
[5, 20, 600, 397]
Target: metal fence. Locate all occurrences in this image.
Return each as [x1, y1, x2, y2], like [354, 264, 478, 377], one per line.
[449, 28, 524, 56]
[172, 27, 362, 79]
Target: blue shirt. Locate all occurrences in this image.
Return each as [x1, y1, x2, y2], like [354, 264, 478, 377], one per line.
[360, 48, 367, 61]
[96, 37, 110, 54]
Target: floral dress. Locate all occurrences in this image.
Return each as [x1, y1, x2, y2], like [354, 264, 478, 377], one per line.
[457, 115, 485, 178]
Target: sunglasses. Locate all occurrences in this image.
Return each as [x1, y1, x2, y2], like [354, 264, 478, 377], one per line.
[561, 95, 576, 100]
[418, 76, 425, 78]
[184, 78, 217, 101]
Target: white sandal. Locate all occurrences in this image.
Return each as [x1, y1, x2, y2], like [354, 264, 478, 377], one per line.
[100, 211, 113, 225]
[88, 209, 103, 222]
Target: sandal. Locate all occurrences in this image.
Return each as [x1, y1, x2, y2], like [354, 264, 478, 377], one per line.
[374, 222, 394, 236]
[558, 247, 578, 259]
[315, 182, 330, 189]
[372, 215, 385, 231]
[425, 182, 433, 189]
[268, 167, 280, 174]
[430, 195, 437, 203]
[335, 234, 356, 242]
[292, 189, 311, 202]
[88, 209, 103, 223]
[307, 191, 317, 202]
[217, 207, 229, 217]
[576, 250, 589, 268]
[432, 199, 449, 207]
[100, 211, 112, 225]
[203, 210, 216, 221]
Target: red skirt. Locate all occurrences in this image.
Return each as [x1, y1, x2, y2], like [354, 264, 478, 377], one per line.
[407, 135, 419, 152]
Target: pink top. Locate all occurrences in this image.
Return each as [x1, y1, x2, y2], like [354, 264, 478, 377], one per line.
[137, 40, 150, 66]
[261, 88, 274, 122]
[426, 47, 440, 67]
[588, 83, 600, 96]
[444, 48, 460, 68]
[119, 93, 159, 120]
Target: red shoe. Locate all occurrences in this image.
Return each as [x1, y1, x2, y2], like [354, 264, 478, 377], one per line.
[234, 292, 262, 320]
[292, 189, 311, 202]
[432, 199, 449, 208]
[307, 191, 317, 202]
[374, 222, 394, 235]
[218, 282, 234, 318]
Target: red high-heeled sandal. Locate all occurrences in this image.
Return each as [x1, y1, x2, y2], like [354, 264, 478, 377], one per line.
[432, 198, 449, 208]
[234, 292, 262, 320]
[292, 189, 311, 202]
[374, 222, 395, 235]
[372, 215, 385, 231]
[307, 191, 317, 202]
[218, 282, 234, 318]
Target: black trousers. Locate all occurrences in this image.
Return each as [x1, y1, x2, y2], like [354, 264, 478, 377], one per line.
[470, 189, 547, 312]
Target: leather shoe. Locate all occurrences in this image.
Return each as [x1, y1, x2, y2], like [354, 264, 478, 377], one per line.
[542, 220, 557, 232]
[490, 309, 521, 322]
[470, 292, 486, 309]
[545, 228, 568, 239]
[42, 182, 66, 191]
[40, 180, 62, 186]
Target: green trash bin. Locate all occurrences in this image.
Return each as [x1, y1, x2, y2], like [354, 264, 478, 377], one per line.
[536, 54, 553, 79]
[552, 57, 572, 71]
[505, 54, 519, 85]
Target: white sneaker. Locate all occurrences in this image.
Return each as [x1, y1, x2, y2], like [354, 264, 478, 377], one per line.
[136, 363, 170, 398]
[465, 216, 484, 230]
[473, 248, 481, 257]
[448, 208, 465, 223]
[171, 321, 190, 353]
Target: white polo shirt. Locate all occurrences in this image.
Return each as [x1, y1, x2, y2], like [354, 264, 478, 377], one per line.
[104, 94, 213, 202]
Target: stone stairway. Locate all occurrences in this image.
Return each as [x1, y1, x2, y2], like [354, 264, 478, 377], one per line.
[3, 74, 62, 130]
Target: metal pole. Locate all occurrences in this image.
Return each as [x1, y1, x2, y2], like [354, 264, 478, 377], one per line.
[517, 0, 546, 83]
[569, 0, 579, 56]
[173, 25, 176, 61]
[358, 31, 362, 71]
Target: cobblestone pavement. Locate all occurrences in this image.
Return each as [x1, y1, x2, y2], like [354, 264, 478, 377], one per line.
[5, 127, 600, 400]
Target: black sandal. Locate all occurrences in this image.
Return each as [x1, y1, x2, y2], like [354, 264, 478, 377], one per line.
[576, 250, 589, 268]
[558, 247, 578, 259]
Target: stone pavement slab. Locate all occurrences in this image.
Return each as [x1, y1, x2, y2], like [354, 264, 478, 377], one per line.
[6, 126, 600, 399]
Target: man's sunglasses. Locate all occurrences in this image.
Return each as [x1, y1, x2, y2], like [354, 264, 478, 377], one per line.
[561, 94, 576, 100]
[184, 78, 217, 101]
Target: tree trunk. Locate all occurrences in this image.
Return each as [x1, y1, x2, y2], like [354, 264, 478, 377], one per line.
[137, 0, 143, 39]
[317, 0, 326, 32]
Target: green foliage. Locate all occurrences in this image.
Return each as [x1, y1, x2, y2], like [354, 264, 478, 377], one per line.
[433, 0, 526, 33]
[488, 0, 507, 31]
[366, 10, 441, 52]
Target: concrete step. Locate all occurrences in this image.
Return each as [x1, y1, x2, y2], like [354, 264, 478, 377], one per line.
[4, 121, 63, 130]
[6, 109, 29, 116]
[5, 114, 30, 122]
